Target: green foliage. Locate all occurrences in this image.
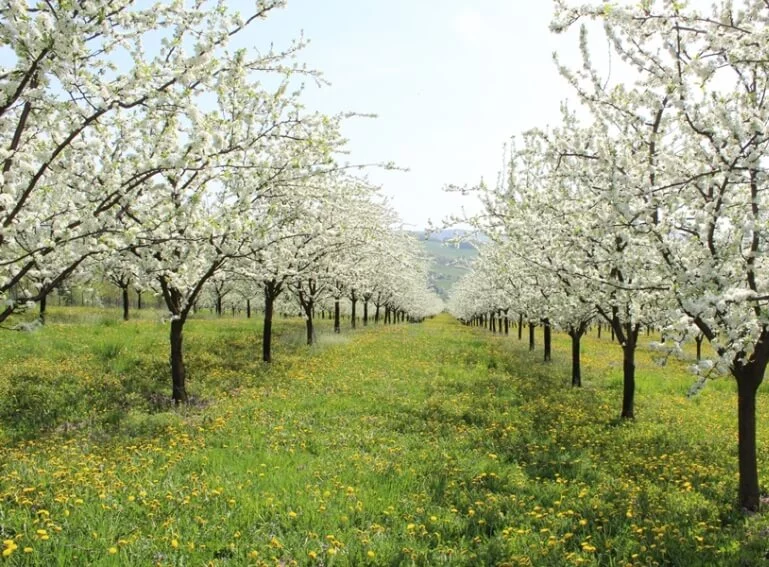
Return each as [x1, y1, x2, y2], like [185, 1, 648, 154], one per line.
[0, 312, 766, 565]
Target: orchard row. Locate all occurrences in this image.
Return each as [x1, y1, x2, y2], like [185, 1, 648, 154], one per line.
[448, 1, 769, 512]
[0, 4, 442, 404]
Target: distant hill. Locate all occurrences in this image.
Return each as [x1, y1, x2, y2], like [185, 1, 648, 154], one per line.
[411, 230, 480, 300]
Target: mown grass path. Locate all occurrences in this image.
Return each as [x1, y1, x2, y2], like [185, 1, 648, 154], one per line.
[1, 313, 768, 565]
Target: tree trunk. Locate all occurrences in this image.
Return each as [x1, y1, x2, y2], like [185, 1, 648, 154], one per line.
[246, 299, 251, 319]
[137, 290, 143, 310]
[611, 326, 615, 342]
[621, 327, 638, 419]
[543, 319, 552, 362]
[570, 330, 582, 387]
[216, 294, 222, 317]
[597, 323, 601, 339]
[504, 312, 509, 335]
[122, 286, 129, 321]
[695, 334, 703, 362]
[39, 293, 47, 325]
[734, 361, 765, 511]
[351, 299, 357, 329]
[363, 301, 369, 326]
[518, 313, 523, 340]
[305, 313, 314, 345]
[170, 318, 187, 405]
[529, 323, 535, 351]
[262, 293, 274, 362]
[375, 304, 380, 323]
[491, 312, 496, 333]
[334, 299, 341, 334]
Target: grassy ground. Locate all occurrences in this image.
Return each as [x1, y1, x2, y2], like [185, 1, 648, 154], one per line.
[1, 310, 768, 566]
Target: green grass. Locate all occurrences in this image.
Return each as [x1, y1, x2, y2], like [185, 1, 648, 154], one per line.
[1, 311, 768, 565]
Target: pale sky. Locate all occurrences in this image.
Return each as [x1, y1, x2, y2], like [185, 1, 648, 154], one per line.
[232, 1, 591, 229]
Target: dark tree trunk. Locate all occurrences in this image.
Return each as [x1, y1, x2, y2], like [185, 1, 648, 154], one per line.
[122, 286, 129, 321]
[305, 311, 314, 345]
[518, 313, 523, 340]
[543, 319, 552, 362]
[733, 355, 766, 512]
[375, 304, 380, 323]
[504, 312, 509, 335]
[611, 326, 615, 342]
[351, 298, 357, 329]
[491, 312, 496, 333]
[363, 301, 369, 326]
[529, 323, 535, 351]
[170, 318, 187, 405]
[262, 281, 283, 363]
[246, 299, 251, 319]
[137, 290, 143, 310]
[695, 334, 704, 362]
[262, 293, 275, 362]
[597, 323, 601, 339]
[216, 294, 222, 317]
[38, 293, 47, 324]
[570, 329, 582, 387]
[298, 286, 316, 346]
[334, 299, 341, 334]
[620, 324, 639, 419]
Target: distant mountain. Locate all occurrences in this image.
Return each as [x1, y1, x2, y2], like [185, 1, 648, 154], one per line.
[410, 229, 485, 250]
[410, 230, 480, 300]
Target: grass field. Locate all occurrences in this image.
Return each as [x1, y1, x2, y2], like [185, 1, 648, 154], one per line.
[1, 309, 768, 565]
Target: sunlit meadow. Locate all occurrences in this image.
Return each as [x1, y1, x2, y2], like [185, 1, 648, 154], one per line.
[1, 310, 768, 566]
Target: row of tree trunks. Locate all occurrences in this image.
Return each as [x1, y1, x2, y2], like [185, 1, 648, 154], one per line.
[469, 313, 588, 388]
[468, 308, 767, 512]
